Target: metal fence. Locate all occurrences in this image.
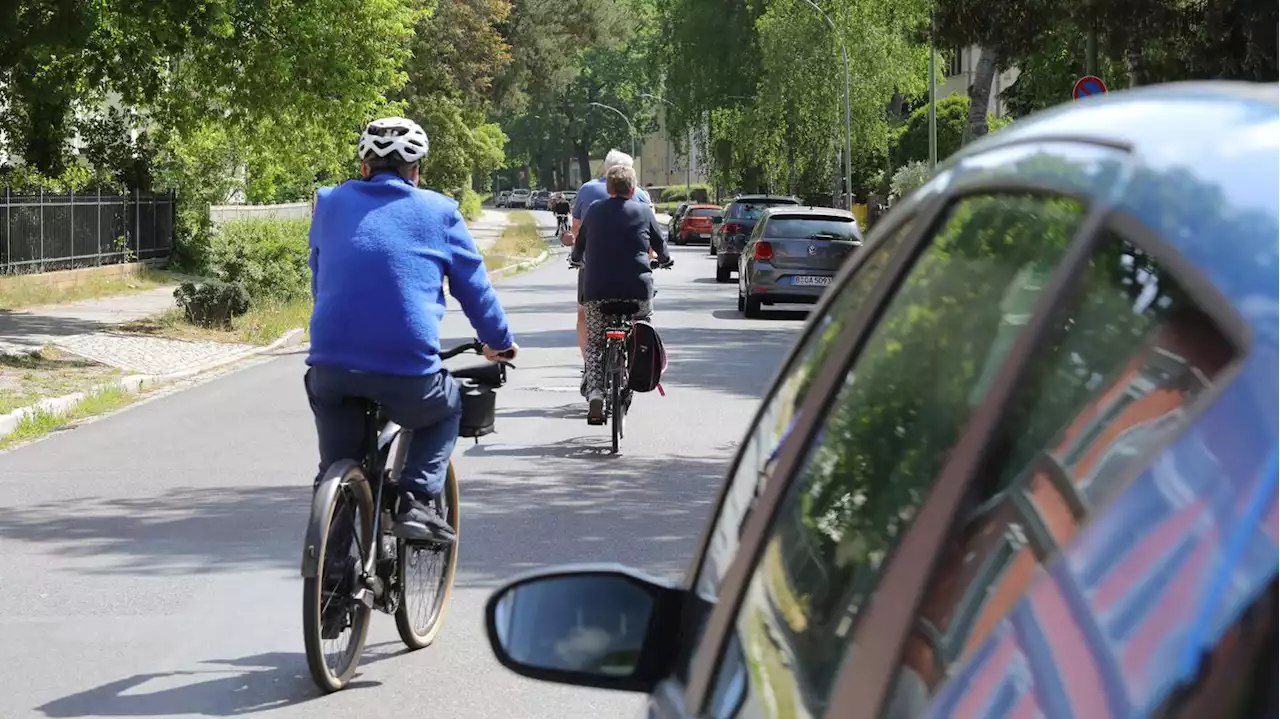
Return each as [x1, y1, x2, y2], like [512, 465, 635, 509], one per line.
[0, 189, 176, 275]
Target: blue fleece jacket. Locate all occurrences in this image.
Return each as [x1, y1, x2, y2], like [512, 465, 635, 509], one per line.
[307, 173, 514, 376]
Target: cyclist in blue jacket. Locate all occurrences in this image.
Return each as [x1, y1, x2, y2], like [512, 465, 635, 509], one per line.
[306, 116, 518, 543]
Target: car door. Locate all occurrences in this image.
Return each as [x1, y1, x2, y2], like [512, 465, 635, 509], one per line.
[673, 141, 1183, 719]
[643, 199, 930, 719]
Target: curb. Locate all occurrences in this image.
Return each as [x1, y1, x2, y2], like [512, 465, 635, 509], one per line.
[489, 250, 551, 281]
[0, 327, 307, 440]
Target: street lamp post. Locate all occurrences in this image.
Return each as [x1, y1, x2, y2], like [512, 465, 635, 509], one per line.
[588, 101, 637, 162]
[640, 92, 695, 198]
[797, 0, 852, 210]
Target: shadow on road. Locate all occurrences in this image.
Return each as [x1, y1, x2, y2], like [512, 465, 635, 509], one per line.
[453, 449, 729, 586]
[34, 650, 390, 717]
[0, 486, 306, 575]
[709, 308, 810, 322]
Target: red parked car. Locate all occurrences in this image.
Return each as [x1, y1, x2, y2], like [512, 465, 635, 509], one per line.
[672, 205, 722, 246]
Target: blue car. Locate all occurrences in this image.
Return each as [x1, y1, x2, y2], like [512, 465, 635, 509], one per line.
[483, 82, 1279, 719]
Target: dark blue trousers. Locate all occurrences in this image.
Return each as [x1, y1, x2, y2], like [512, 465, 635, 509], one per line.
[305, 366, 461, 497]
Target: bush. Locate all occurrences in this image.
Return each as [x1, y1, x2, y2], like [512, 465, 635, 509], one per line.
[207, 218, 311, 302]
[174, 280, 251, 328]
[452, 187, 482, 222]
[661, 183, 712, 203]
[891, 161, 933, 198]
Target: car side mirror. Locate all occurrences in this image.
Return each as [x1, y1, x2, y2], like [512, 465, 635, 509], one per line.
[712, 216, 723, 225]
[485, 564, 684, 694]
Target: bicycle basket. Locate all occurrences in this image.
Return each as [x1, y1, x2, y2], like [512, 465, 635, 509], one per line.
[458, 379, 498, 438]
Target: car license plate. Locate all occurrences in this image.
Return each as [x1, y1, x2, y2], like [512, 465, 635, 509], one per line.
[793, 276, 831, 286]
[698, 233, 710, 239]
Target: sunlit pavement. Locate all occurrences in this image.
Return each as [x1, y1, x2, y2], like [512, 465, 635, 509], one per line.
[0, 209, 811, 718]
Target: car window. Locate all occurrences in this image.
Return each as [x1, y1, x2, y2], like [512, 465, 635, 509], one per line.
[1151, 582, 1276, 719]
[690, 209, 722, 218]
[733, 201, 796, 220]
[704, 193, 1089, 718]
[690, 215, 919, 607]
[883, 227, 1237, 717]
[766, 218, 861, 241]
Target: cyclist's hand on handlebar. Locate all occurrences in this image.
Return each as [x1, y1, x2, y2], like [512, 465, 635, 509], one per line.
[483, 343, 518, 363]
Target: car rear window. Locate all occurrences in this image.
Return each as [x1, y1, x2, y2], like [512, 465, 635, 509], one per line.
[689, 208, 722, 218]
[732, 200, 798, 219]
[766, 217, 861, 240]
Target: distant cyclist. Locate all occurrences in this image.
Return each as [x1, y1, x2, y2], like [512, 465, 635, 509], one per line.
[570, 163, 671, 423]
[561, 150, 653, 360]
[552, 191, 571, 236]
[307, 116, 519, 543]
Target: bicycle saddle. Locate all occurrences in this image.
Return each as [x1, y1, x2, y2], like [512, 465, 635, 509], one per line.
[598, 300, 642, 317]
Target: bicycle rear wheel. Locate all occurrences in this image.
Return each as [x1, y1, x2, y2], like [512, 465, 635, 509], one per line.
[303, 461, 375, 693]
[395, 462, 461, 649]
[610, 370, 623, 454]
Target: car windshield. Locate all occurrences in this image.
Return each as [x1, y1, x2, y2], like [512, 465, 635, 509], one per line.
[767, 217, 860, 240]
[733, 201, 795, 219]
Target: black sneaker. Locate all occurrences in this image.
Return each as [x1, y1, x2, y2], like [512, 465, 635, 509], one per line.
[393, 492, 455, 544]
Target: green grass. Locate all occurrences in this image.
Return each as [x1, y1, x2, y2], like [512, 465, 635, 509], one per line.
[0, 384, 137, 449]
[0, 267, 180, 311]
[0, 346, 125, 416]
[483, 211, 547, 270]
[117, 297, 312, 346]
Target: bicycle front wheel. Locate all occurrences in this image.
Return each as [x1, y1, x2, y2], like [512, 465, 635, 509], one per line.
[395, 462, 461, 649]
[303, 461, 375, 693]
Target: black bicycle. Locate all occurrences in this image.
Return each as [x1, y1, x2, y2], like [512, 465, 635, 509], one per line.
[573, 258, 672, 453]
[300, 340, 512, 692]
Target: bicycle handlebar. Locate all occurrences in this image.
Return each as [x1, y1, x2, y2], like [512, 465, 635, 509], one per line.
[439, 339, 516, 362]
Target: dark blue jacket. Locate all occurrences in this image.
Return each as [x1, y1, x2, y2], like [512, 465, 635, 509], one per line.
[571, 196, 671, 302]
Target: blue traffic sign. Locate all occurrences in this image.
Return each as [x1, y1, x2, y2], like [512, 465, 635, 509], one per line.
[1073, 75, 1108, 100]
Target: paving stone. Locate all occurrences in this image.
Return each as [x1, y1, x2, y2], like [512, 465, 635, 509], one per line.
[53, 333, 256, 375]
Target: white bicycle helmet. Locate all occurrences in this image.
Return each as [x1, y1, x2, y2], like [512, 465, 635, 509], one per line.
[358, 117, 430, 164]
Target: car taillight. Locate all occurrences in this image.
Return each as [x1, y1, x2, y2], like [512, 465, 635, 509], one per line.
[753, 241, 774, 261]
[723, 223, 743, 235]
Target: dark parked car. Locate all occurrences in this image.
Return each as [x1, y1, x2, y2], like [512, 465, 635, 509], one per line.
[532, 189, 552, 210]
[711, 194, 801, 282]
[673, 205, 723, 245]
[738, 206, 862, 317]
[483, 83, 1279, 719]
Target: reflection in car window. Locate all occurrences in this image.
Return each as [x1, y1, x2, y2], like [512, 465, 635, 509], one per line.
[707, 194, 1087, 718]
[690, 208, 722, 218]
[887, 230, 1235, 718]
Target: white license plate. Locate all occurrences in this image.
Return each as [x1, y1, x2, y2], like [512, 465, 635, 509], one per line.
[698, 233, 711, 239]
[793, 276, 832, 286]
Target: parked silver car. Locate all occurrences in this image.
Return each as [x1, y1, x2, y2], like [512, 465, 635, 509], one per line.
[508, 188, 531, 208]
[737, 206, 862, 317]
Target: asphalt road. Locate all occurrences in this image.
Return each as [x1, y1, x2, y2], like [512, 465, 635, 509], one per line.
[0, 209, 808, 718]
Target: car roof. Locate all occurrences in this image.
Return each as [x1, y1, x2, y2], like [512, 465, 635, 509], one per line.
[948, 81, 1278, 311]
[763, 205, 853, 219]
[732, 194, 799, 203]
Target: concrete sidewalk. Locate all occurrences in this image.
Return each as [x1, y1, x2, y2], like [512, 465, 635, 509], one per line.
[467, 209, 511, 252]
[0, 286, 255, 374]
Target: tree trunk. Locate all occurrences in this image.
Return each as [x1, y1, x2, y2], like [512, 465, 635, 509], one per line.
[1126, 40, 1145, 87]
[964, 47, 1000, 145]
[574, 143, 592, 185]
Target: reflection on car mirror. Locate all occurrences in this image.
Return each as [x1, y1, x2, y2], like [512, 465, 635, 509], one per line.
[485, 564, 684, 694]
[712, 216, 723, 224]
